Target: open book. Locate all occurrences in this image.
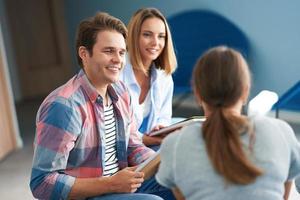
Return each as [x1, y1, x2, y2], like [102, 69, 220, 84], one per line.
[135, 150, 161, 180]
[149, 116, 205, 137]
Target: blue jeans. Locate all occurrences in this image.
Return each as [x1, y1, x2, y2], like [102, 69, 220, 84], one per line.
[136, 176, 175, 200]
[88, 193, 163, 200]
[148, 144, 160, 151]
[87, 176, 174, 200]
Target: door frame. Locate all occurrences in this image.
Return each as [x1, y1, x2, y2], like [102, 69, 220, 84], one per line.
[0, 23, 21, 160]
[4, 0, 73, 99]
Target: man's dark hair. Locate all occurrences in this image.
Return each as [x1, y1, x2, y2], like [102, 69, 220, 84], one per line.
[75, 12, 127, 68]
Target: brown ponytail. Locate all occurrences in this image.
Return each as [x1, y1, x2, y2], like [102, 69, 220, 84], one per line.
[193, 46, 263, 184]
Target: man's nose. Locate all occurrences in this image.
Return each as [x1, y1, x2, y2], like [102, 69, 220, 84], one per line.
[112, 53, 122, 63]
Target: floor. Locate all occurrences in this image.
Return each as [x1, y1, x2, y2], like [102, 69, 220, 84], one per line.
[0, 99, 38, 199]
[0, 97, 300, 199]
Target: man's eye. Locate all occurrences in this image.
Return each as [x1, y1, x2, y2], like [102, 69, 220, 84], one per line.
[104, 50, 113, 53]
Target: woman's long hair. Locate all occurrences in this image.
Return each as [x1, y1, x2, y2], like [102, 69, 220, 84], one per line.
[127, 8, 177, 75]
[193, 46, 263, 184]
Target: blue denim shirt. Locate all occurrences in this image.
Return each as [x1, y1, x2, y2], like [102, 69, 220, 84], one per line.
[120, 62, 174, 135]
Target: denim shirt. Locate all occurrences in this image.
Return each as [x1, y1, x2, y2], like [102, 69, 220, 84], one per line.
[120, 62, 174, 134]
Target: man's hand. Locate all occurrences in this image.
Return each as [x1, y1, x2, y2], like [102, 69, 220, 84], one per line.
[68, 167, 144, 198]
[109, 167, 144, 193]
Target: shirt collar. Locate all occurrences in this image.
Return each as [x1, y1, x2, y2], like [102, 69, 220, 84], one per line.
[77, 69, 119, 104]
[123, 62, 158, 86]
[149, 63, 158, 81]
[107, 84, 119, 103]
[122, 61, 137, 86]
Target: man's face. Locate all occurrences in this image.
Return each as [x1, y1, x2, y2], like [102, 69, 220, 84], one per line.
[81, 30, 126, 89]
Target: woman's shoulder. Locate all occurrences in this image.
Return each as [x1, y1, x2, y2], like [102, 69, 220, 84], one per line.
[162, 122, 203, 148]
[252, 115, 296, 144]
[155, 67, 172, 77]
[153, 67, 173, 85]
[252, 115, 292, 131]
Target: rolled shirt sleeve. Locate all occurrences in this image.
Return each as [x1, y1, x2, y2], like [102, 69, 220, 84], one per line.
[30, 98, 81, 200]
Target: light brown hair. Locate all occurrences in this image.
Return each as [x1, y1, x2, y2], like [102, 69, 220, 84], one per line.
[75, 12, 127, 68]
[127, 8, 177, 75]
[193, 46, 263, 184]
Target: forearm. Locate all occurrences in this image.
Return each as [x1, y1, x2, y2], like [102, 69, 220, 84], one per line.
[172, 187, 185, 200]
[284, 181, 292, 200]
[68, 176, 114, 199]
[127, 146, 155, 166]
[142, 134, 164, 146]
[69, 167, 145, 199]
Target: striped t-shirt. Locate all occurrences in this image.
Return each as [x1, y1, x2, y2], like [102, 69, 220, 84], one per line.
[102, 102, 119, 176]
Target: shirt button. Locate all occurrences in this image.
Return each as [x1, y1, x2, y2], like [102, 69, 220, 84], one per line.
[96, 96, 101, 104]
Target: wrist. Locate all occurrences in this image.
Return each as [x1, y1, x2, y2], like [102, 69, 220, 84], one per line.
[97, 176, 115, 193]
[105, 175, 118, 193]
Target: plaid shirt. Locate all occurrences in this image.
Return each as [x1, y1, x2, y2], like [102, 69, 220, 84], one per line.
[30, 70, 154, 200]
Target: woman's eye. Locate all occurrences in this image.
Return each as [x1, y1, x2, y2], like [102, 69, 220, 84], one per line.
[143, 32, 151, 37]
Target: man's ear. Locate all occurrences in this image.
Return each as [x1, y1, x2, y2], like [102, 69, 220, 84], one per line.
[78, 46, 88, 61]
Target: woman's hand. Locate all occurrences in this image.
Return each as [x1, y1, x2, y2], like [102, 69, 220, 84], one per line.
[142, 125, 167, 146]
[150, 124, 165, 133]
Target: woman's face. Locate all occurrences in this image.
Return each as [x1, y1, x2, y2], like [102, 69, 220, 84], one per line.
[138, 17, 166, 67]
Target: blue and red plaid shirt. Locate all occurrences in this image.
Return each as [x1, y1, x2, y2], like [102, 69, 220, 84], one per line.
[30, 70, 154, 200]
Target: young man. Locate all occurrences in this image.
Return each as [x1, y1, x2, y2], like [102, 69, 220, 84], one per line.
[29, 12, 170, 200]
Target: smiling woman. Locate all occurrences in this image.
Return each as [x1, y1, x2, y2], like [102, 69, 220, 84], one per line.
[119, 8, 177, 148]
[138, 17, 166, 69]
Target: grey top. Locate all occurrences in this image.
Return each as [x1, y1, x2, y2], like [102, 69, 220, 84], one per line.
[156, 116, 300, 200]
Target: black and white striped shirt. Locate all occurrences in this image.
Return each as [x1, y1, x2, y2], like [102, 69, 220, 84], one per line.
[102, 103, 119, 176]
